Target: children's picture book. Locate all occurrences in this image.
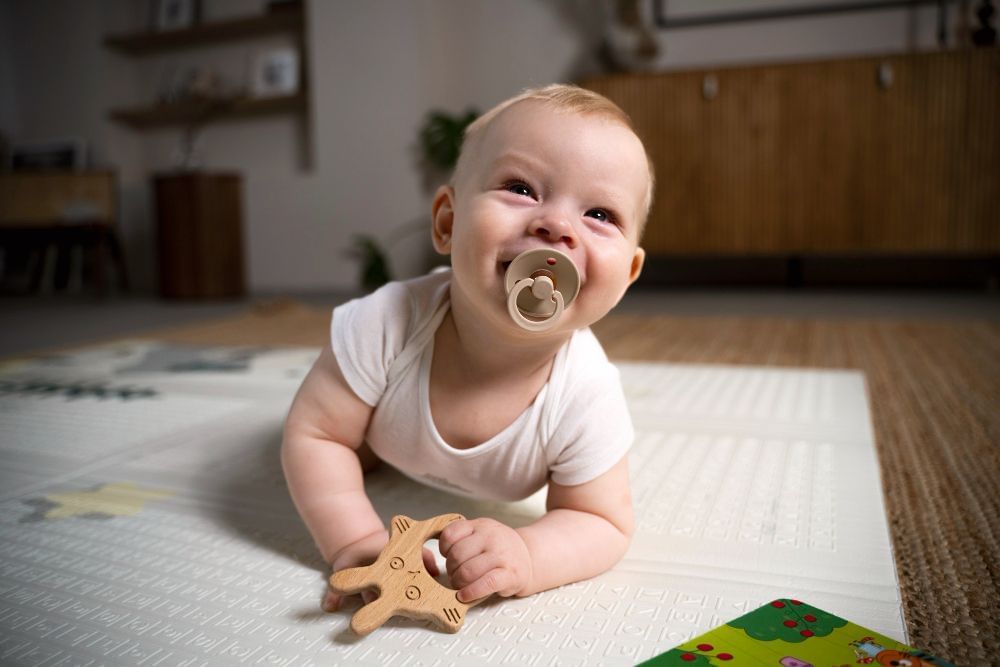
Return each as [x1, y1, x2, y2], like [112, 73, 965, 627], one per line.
[639, 598, 953, 667]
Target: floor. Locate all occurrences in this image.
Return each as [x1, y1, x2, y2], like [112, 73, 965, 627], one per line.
[2, 288, 997, 662]
[590, 312, 1000, 665]
[2, 287, 998, 359]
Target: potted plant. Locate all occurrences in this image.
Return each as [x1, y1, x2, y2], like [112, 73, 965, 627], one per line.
[349, 108, 478, 292]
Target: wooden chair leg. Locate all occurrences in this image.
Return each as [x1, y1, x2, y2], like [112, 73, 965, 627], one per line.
[107, 230, 129, 292]
[92, 233, 108, 298]
[53, 238, 72, 291]
[27, 243, 51, 293]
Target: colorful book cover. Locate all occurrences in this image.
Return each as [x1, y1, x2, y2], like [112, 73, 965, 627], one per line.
[639, 599, 953, 666]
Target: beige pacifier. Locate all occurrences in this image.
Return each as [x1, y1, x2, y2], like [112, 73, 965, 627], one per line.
[504, 248, 580, 332]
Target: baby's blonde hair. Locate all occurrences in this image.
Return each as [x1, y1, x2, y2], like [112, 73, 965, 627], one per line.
[453, 84, 656, 234]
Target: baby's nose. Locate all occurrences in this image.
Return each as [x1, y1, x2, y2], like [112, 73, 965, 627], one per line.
[528, 214, 577, 249]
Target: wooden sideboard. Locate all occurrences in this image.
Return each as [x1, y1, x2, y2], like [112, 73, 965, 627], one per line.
[584, 48, 999, 257]
[0, 171, 128, 294]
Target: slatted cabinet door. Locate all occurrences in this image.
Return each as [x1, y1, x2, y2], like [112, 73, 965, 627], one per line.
[585, 49, 1000, 256]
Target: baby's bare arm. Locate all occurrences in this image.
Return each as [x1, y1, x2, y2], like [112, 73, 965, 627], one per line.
[440, 457, 633, 601]
[281, 346, 384, 565]
[517, 457, 634, 595]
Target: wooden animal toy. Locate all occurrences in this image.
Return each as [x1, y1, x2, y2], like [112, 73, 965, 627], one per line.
[329, 513, 483, 635]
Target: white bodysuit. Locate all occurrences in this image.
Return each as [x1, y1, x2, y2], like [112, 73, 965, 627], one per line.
[331, 269, 633, 502]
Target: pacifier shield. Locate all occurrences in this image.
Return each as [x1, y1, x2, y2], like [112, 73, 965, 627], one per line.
[504, 248, 580, 331]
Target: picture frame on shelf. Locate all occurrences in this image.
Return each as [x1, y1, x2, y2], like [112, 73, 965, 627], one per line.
[250, 47, 299, 98]
[152, 0, 200, 32]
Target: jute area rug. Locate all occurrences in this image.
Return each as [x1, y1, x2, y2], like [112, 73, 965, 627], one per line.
[143, 300, 999, 665]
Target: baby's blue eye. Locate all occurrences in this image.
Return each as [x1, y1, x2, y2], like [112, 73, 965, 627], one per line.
[506, 182, 533, 198]
[586, 208, 611, 223]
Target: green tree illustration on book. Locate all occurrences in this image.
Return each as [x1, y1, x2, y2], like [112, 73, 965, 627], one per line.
[641, 599, 849, 665]
[728, 599, 846, 641]
[648, 646, 720, 665]
[640, 598, 950, 667]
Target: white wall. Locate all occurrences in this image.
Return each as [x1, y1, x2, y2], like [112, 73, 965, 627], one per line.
[0, 0, 966, 294]
[0, 0, 18, 141]
[299, 0, 595, 290]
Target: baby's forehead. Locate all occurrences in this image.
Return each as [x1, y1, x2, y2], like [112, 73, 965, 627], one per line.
[473, 101, 643, 168]
[455, 99, 653, 213]
[489, 99, 629, 140]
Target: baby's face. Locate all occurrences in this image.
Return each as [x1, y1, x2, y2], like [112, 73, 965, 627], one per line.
[442, 101, 649, 335]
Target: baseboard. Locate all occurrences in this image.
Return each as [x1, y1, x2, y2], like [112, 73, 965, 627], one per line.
[636, 254, 1000, 289]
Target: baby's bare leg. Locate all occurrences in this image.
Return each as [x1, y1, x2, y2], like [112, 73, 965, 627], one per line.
[356, 443, 381, 473]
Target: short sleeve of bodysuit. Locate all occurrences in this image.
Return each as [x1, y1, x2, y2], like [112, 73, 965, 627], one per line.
[542, 330, 635, 487]
[330, 281, 414, 407]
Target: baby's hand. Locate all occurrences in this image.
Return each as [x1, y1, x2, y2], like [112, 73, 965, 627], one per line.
[439, 518, 533, 603]
[322, 529, 441, 612]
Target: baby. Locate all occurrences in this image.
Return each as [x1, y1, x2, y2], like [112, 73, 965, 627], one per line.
[282, 84, 653, 612]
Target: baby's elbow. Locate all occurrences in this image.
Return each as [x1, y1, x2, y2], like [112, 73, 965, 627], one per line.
[608, 488, 635, 543]
[601, 512, 633, 573]
[613, 506, 635, 554]
[593, 499, 633, 561]
[619, 509, 635, 543]
[279, 421, 314, 473]
[279, 428, 299, 475]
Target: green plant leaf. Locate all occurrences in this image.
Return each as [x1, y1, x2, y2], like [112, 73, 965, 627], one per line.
[419, 109, 478, 170]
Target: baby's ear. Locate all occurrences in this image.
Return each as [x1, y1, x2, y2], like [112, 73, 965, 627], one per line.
[431, 185, 455, 254]
[628, 246, 646, 285]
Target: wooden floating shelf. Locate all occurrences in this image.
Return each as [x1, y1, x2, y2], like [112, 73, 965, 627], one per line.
[109, 93, 306, 129]
[103, 9, 303, 56]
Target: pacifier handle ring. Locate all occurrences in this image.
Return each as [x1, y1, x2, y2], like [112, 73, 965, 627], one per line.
[507, 277, 565, 332]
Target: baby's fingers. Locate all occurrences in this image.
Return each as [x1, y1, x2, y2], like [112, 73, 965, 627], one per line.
[324, 586, 379, 613]
[322, 589, 342, 613]
[457, 567, 514, 603]
[422, 547, 441, 578]
[438, 520, 475, 558]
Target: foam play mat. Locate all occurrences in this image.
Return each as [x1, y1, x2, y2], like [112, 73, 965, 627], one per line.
[0, 342, 903, 665]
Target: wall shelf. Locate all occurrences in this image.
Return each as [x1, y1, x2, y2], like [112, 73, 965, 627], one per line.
[110, 93, 306, 129]
[104, 9, 303, 56]
[103, 4, 308, 143]
[102, 3, 310, 169]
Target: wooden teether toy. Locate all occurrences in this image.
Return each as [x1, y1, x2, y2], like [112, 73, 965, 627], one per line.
[505, 248, 580, 332]
[328, 513, 482, 635]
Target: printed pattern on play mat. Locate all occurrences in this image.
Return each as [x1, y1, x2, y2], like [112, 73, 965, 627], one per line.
[0, 343, 902, 665]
